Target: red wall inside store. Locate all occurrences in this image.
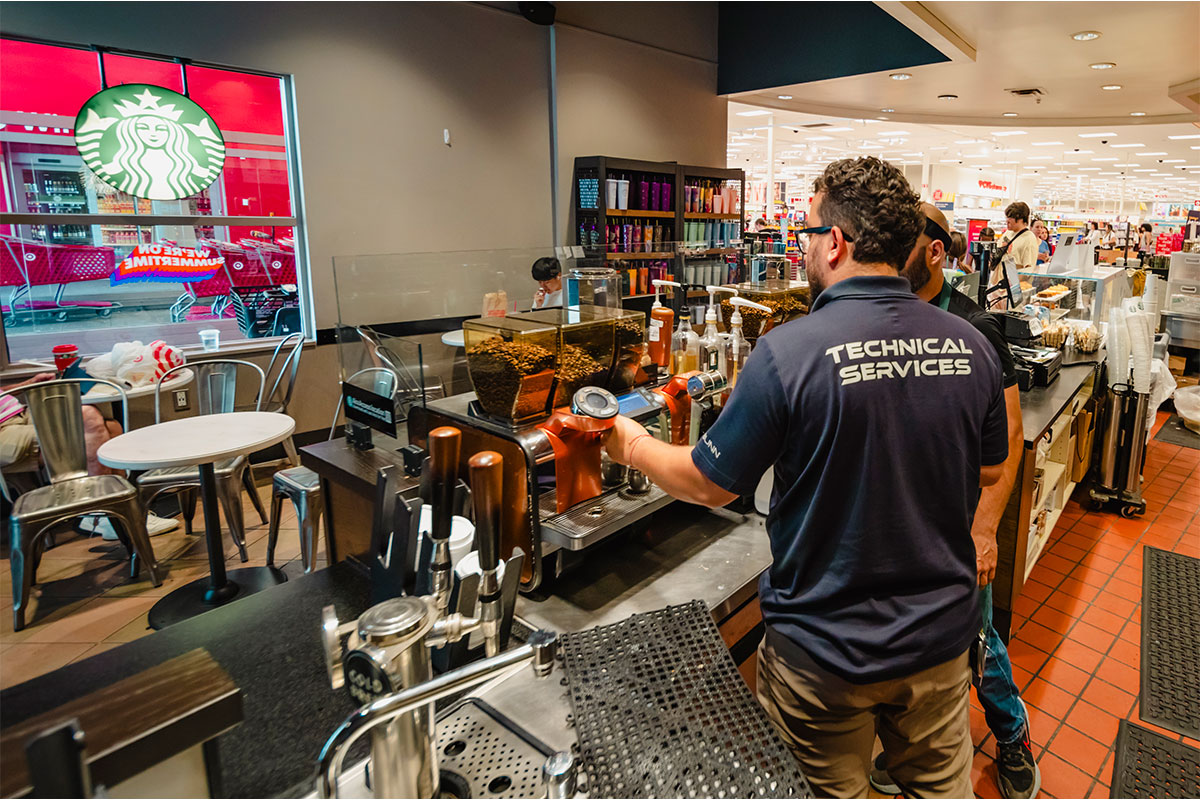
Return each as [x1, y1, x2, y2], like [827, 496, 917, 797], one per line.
[1, 38, 292, 237]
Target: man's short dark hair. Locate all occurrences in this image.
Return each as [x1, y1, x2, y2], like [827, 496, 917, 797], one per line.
[1005, 202, 1030, 223]
[811, 157, 922, 270]
[531, 257, 561, 281]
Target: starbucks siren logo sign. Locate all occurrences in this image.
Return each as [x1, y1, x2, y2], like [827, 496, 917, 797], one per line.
[74, 84, 226, 201]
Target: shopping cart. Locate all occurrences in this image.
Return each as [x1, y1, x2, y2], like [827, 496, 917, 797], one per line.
[169, 240, 241, 322]
[231, 285, 299, 338]
[245, 241, 297, 286]
[1, 235, 120, 324]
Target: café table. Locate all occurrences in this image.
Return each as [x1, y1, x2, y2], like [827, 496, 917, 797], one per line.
[98, 411, 296, 629]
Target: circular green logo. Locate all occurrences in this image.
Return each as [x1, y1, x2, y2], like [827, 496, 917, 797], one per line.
[74, 84, 226, 201]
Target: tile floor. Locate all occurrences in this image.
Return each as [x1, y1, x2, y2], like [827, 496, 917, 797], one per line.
[1, 415, 1197, 799]
[966, 411, 1200, 799]
[0, 478, 324, 690]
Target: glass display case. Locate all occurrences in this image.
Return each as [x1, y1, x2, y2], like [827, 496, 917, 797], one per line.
[719, 279, 811, 341]
[1017, 267, 1130, 325]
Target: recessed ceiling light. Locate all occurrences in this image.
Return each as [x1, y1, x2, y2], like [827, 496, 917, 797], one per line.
[1089, 62, 1116, 70]
[955, 139, 985, 144]
[736, 109, 772, 117]
[823, 126, 853, 132]
[1079, 132, 1117, 138]
[1110, 143, 1145, 148]
[1032, 141, 1064, 146]
[938, 159, 960, 163]
[777, 95, 793, 100]
[806, 135, 834, 141]
[1072, 30, 1102, 41]
[1136, 152, 1167, 156]
[879, 108, 895, 113]
[901, 152, 923, 157]
[890, 73, 912, 81]
[877, 130, 909, 136]
[1101, 84, 1123, 91]
[1162, 159, 1185, 163]
[963, 154, 989, 159]
[1003, 112, 1019, 117]
[1168, 134, 1200, 140]
[1028, 156, 1054, 160]
[1078, 167, 1102, 171]
[937, 94, 958, 101]
[1092, 157, 1118, 161]
[992, 131, 1027, 137]
[928, 145, 948, 151]
[1129, 112, 1146, 117]
[1132, 168, 1155, 172]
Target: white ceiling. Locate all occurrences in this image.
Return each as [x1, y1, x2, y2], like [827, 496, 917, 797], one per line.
[729, 1, 1200, 127]
[726, 102, 1200, 203]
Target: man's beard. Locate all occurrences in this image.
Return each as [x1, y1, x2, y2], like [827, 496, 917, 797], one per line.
[901, 257, 931, 293]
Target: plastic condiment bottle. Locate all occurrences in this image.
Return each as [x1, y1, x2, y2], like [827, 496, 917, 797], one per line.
[725, 297, 771, 390]
[671, 306, 699, 375]
[699, 286, 737, 375]
[648, 279, 679, 368]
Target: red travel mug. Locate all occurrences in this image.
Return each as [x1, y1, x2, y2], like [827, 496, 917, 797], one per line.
[52, 343, 80, 375]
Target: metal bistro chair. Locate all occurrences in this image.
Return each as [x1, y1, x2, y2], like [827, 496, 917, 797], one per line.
[4, 378, 164, 631]
[137, 360, 266, 561]
[265, 368, 398, 573]
[262, 332, 305, 466]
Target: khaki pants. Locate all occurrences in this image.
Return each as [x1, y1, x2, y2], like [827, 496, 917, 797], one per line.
[757, 627, 972, 799]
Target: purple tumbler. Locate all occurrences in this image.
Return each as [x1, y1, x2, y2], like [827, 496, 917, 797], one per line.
[650, 180, 661, 211]
[660, 182, 672, 212]
[638, 180, 649, 210]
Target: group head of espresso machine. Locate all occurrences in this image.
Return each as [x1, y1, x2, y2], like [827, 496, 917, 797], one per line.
[317, 425, 567, 799]
[409, 381, 695, 591]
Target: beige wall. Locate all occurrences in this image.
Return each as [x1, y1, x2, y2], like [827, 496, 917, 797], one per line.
[2, 2, 727, 434]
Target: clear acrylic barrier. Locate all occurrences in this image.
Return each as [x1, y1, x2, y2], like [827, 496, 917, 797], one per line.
[1018, 266, 1130, 325]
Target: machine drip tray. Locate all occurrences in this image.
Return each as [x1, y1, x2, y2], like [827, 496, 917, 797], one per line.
[539, 484, 673, 551]
[435, 698, 554, 798]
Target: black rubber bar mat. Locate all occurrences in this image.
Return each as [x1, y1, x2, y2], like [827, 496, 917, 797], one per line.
[1141, 546, 1200, 738]
[559, 600, 813, 798]
[1109, 720, 1200, 798]
[1152, 415, 1200, 450]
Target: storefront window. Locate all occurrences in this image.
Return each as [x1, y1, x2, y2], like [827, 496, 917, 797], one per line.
[0, 38, 305, 363]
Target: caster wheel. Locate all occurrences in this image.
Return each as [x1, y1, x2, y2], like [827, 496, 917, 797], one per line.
[97, 308, 112, 318]
[1120, 504, 1142, 519]
[54, 311, 68, 321]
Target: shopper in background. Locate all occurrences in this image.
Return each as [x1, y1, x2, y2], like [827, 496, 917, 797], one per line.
[979, 227, 996, 242]
[753, 216, 771, 233]
[888, 203, 1040, 800]
[1032, 218, 1052, 265]
[1138, 222, 1155, 259]
[1102, 222, 1118, 248]
[1085, 221, 1104, 245]
[950, 230, 973, 272]
[530, 256, 562, 309]
[998, 202, 1037, 272]
[603, 156, 1009, 798]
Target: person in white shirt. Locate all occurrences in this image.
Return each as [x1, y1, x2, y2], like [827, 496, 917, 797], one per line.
[531, 257, 563, 309]
[998, 202, 1038, 272]
[1085, 222, 1104, 246]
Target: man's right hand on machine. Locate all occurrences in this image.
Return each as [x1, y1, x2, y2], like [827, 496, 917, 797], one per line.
[601, 415, 737, 509]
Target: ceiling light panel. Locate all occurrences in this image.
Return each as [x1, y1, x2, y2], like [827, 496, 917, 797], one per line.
[1079, 132, 1117, 138]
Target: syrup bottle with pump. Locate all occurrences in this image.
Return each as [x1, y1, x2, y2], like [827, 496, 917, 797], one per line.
[648, 279, 679, 369]
[671, 307, 699, 375]
[699, 285, 737, 375]
[725, 297, 772, 390]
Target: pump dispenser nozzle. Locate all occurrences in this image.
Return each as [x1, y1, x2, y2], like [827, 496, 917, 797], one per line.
[725, 297, 772, 390]
[651, 279, 681, 309]
[649, 280, 681, 369]
[699, 286, 738, 374]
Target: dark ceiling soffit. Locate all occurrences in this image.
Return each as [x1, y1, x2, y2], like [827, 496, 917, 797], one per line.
[716, 1, 949, 96]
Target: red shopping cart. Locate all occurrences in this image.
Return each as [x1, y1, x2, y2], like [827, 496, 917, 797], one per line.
[1, 235, 120, 324]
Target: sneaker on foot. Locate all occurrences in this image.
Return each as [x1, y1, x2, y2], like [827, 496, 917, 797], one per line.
[868, 752, 900, 795]
[145, 512, 179, 536]
[997, 730, 1041, 799]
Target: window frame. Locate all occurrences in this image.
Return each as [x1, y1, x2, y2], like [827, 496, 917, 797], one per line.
[0, 34, 311, 370]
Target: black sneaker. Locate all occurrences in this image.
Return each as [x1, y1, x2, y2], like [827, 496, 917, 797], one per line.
[996, 729, 1041, 799]
[868, 752, 900, 795]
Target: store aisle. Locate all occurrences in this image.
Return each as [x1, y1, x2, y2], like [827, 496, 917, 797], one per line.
[969, 411, 1200, 799]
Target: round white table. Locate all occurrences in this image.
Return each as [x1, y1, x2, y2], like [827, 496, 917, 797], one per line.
[82, 368, 195, 404]
[98, 411, 296, 629]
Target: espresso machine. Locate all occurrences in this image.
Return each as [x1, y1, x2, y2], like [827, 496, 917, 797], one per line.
[319, 427, 564, 798]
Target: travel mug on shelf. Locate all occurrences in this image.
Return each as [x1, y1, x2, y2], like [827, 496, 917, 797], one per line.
[617, 179, 630, 210]
[606, 178, 617, 209]
[638, 180, 649, 210]
[650, 180, 660, 211]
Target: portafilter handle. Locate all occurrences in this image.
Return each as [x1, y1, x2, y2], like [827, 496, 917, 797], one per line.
[468, 450, 504, 656]
[427, 426, 461, 615]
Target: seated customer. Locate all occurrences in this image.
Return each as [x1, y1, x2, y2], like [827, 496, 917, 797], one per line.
[531, 257, 563, 309]
[1, 373, 176, 536]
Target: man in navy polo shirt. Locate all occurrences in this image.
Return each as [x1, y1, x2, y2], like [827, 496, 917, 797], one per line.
[603, 157, 1009, 797]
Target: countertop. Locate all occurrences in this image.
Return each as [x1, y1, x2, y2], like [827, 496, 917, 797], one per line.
[0, 562, 374, 799]
[1019, 350, 1104, 444]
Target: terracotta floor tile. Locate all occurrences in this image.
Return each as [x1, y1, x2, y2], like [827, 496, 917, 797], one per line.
[1008, 639, 1051, 675]
[1026, 704, 1060, 750]
[1054, 639, 1104, 674]
[971, 754, 1001, 799]
[1017, 621, 1065, 655]
[1022, 579, 1055, 604]
[1058, 578, 1100, 603]
[1071, 565, 1112, 589]
[1037, 752, 1095, 800]
[1092, 592, 1137, 620]
[1095, 658, 1141, 694]
[1050, 724, 1112, 773]
[1108, 638, 1141, 669]
[1118, 621, 1140, 645]
[1036, 552, 1078, 577]
[1068, 621, 1116, 654]
[1032, 605, 1075, 634]
[1064, 700, 1121, 746]
[1043, 590, 1089, 617]
[1025, 677, 1076, 719]
[1011, 664, 1035, 692]
[1081, 677, 1136, 720]
[1105, 578, 1142, 603]
[1040, 658, 1091, 695]
[1080, 605, 1127, 633]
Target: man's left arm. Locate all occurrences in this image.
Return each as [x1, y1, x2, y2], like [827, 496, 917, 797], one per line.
[973, 384, 1022, 586]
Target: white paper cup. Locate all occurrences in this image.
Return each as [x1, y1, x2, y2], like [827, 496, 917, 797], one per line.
[416, 506, 475, 569]
[606, 179, 618, 209]
[199, 329, 220, 352]
[617, 179, 630, 210]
